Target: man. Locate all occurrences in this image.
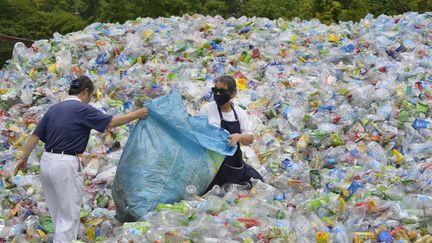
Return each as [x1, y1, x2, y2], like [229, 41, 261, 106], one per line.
[15, 75, 148, 242]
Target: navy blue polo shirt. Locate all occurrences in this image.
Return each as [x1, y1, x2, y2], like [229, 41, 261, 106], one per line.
[33, 97, 113, 154]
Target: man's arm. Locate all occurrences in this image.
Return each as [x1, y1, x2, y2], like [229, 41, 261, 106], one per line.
[15, 134, 40, 175]
[107, 108, 148, 129]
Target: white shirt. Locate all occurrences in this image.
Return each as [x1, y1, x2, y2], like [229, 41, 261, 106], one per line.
[63, 96, 82, 102]
[198, 101, 253, 135]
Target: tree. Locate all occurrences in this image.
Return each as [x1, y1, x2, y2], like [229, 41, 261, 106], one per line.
[244, 0, 295, 20]
[1, 0, 432, 65]
[339, 0, 370, 22]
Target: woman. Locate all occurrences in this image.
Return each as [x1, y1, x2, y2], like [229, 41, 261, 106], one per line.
[198, 75, 263, 192]
[14, 76, 148, 243]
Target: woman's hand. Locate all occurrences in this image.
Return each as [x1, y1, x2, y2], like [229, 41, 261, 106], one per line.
[229, 133, 242, 146]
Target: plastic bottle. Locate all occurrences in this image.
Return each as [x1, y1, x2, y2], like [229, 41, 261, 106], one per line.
[184, 184, 197, 201]
[13, 175, 37, 187]
[84, 159, 100, 178]
[412, 119, 430, 129]
[236, 226, 261, 241]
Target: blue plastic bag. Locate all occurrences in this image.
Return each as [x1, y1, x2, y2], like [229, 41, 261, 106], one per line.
[112, 89, 236, 222]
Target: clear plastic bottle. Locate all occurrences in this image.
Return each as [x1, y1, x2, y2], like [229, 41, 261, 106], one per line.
[184, 184, 197, 201]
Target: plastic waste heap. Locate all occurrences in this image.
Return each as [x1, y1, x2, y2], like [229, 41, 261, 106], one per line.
[1, 12, 432, 242]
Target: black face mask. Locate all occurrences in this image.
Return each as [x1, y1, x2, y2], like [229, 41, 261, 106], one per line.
[214, 94, 231, 106]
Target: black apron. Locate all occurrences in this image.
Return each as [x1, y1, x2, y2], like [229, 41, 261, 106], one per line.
[205, 104, 263, 192]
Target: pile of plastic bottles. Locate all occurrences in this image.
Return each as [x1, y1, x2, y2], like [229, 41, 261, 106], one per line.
[1, 11, 432, 242]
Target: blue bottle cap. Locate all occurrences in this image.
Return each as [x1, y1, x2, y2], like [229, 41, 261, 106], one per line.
[377, 231, 393, 243]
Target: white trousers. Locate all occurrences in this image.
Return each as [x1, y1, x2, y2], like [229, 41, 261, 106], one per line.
[40, 152, 83, 243]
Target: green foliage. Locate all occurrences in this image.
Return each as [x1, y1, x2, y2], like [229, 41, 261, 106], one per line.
[1, 0, 432, 65]
[0, 0, 87, 39]
[244, 0, 297, 20]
